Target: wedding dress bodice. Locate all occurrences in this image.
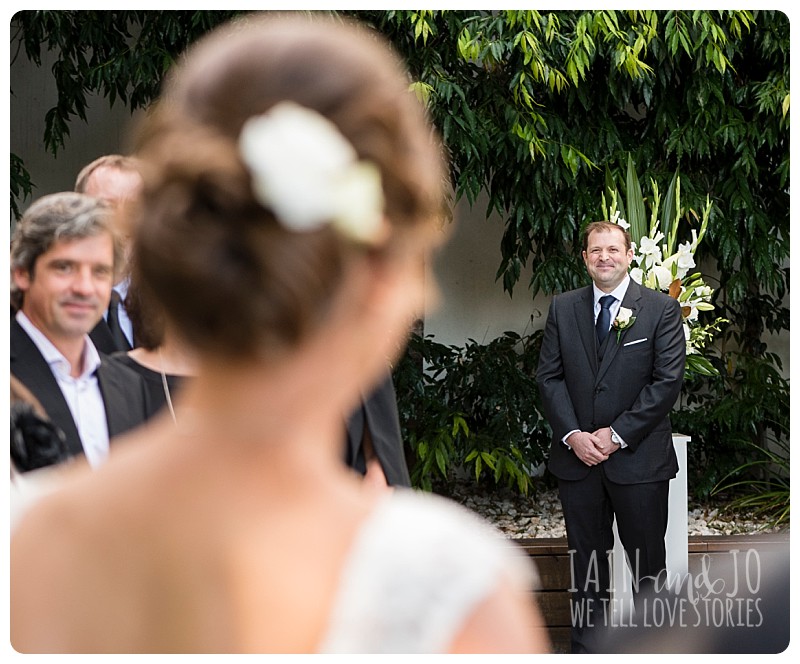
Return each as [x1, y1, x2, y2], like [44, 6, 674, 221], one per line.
[318, 489, 537, 653]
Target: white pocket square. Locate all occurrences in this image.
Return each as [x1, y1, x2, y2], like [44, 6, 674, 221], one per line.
[623, 338, 648, 347]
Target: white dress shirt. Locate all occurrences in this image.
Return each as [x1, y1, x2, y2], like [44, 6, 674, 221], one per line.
[105, 277, 134, 347]
[16, 311, 111, 468]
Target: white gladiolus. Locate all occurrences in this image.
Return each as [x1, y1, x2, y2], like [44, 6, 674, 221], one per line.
[674, 241, 696, 278]
[637, 234, 664, 269]
[648, 264, 674, 290]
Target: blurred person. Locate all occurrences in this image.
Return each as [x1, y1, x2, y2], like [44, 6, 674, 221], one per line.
[10, 375, 70, 474]
[344, 372, 411, 489]
[10, 375, 82, 530]
[11, 14, 549, 654]
[118, 253, 404, 486]
[75, 154, 143, 352]
[10, 192, 151, 469]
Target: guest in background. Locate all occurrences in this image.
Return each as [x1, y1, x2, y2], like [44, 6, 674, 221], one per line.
[75, 154, 143, 353]
[109, 261, 195, 422]
[11, 15, 548, 653]
[10, 192, 151, 469]
[10, 375, 70, 474]
[10, 375, 81, 530]
[344, 373, 412, 488]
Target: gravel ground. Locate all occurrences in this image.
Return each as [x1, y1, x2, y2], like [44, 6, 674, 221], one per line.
[436, 481, 787, 539]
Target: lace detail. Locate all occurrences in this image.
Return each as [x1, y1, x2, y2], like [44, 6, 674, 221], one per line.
[318, 490, 537, 653]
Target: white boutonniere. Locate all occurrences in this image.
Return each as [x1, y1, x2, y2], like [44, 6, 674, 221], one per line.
[238, 102, 385, 244]
[612, 307, 636, 343]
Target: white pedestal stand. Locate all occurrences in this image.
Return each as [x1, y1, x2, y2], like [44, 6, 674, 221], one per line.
[610, 434, 690, 623]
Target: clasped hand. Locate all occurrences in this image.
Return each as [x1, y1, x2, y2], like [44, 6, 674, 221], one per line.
[568, 427, 619, 466]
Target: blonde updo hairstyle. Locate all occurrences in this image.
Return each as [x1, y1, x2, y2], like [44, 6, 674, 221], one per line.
[131, 14, 445, 360]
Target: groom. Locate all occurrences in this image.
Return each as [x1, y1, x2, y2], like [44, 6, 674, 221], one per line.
[536, 221, 685, 653]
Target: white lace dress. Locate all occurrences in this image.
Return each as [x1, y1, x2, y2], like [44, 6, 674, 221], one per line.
[318, 489, 538, 653]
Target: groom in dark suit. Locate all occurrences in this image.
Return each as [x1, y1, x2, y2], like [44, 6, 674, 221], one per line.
[537, 221, 685, 653]
[10, 192, 151, 470]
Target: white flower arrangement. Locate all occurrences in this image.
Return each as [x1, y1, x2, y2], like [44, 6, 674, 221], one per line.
[238, 102, 385, 244]
[602, 160, 727, 377]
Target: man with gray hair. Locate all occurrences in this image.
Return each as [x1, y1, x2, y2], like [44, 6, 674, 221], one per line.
[11, 192, 151, 469]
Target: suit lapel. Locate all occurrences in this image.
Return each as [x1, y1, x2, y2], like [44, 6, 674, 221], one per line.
[89, 320, 118, 355]
[596, 280, 643, 383]
[10, 319, 84, 456]
[573, 286, 598, 375]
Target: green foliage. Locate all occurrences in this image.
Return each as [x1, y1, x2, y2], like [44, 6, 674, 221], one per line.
[673, 348, 789, 500]
[11, 10, 789, 505]
[13, 11, 788, 324]
[13, 10, 240, 154]
[12, 11, 789, 313]
[712, 434, 789, 530]
[361, 10, 785, 311]
[393, 331, 550, 492]
[10, 153, 33, 219]
[10, 10, 242, 215]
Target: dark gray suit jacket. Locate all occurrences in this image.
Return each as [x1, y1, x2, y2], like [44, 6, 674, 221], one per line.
[344, 373, 411, 487]
[10, 318, 152, 463]
[536, 279, 685, 484]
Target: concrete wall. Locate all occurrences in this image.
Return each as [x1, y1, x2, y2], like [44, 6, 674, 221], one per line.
[10, 37, 144, 208]
[425, 194, 551, 346]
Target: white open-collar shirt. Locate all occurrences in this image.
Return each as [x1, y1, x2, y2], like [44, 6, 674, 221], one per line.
[16, 310, 110, 467]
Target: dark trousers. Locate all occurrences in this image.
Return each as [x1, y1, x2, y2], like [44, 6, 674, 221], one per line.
[558, 465, 670, 653]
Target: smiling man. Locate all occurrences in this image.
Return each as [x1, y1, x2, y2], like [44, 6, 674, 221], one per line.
[536, 220, 686, 653]
[11, 192, 151, 469]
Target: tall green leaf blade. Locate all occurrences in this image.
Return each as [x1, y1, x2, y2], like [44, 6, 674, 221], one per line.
[661, 169, 679, 253]
[625, 154, 647, 242]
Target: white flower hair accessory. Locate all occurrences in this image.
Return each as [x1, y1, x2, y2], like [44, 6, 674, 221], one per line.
[238, 101, 386, 244]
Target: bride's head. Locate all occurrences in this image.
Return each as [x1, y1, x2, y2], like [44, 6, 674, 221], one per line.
[130, 14, 446, 369]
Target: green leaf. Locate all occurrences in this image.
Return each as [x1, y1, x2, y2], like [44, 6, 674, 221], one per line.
[625, 154, 647, 242]
[435, 448, 447, 477]
[660, 169, 679, 249]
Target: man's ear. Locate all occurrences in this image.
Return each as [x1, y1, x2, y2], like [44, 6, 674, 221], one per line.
[12, 266, 31, 292]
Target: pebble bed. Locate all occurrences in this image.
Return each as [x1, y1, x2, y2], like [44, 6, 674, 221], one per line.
[439, 482, 786, 539]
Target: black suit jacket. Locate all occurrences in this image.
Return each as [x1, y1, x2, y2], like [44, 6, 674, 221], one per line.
[89, 318, 120, 355]
[10, 318, 152, 463]
[89, 318, 132, 354]
[344, 373, 411, 487]
[536, 279, 685, 484]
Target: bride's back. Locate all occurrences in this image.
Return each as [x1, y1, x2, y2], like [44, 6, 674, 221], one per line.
[11, 422, 374, 653]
